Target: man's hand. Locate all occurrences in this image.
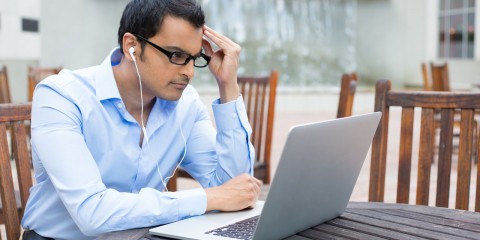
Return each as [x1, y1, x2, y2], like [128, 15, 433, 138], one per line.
[205, 174, 263, 212]
[202, 25, 240, 103]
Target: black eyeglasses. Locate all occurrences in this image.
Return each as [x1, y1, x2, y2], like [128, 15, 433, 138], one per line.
[133, 34, 210, 68]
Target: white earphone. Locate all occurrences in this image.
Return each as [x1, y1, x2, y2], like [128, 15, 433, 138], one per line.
[129, 44, 186, 192]
[129, 46, 136, 62]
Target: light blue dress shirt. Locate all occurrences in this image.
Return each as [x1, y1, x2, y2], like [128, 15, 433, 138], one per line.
[21, 48, 254, 239]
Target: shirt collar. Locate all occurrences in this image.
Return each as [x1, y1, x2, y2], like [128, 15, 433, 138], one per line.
[95, 48, 123, 101]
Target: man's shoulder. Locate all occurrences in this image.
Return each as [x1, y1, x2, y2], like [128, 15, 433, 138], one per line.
[40, 66, 98, 88]
[36, 65, 101, 103]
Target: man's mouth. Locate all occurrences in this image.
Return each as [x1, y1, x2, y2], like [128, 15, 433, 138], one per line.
[170, 81, 189, 90]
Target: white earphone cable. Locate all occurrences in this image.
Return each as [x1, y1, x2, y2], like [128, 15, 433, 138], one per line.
[132, 55, 187, 192]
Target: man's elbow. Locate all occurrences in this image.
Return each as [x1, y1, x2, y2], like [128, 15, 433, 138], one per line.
[74, 211, 112, 236]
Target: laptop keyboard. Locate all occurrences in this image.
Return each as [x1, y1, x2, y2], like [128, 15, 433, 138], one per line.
[205, 215, 259, 240]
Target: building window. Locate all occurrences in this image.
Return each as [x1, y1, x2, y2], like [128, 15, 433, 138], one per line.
[22, 18, 39, 32]
[439, 0, 475, 58]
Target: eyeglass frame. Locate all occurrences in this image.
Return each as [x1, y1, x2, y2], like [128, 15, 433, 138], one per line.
[132, 33, 211, 68]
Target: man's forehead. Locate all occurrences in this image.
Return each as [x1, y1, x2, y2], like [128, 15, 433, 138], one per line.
[155, 17, 203, 53]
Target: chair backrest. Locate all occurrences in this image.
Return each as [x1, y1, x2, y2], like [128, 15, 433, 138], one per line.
[421, 63, 431, 91]
[28, 66, 61, 101]
[238, 70, 279, 183]
[0, 66, 12, 104]
[369, 79, 480, 212]
[430, 62, 450, 91]
[0, 103, 33, 240]
[337, 73, 358, 118]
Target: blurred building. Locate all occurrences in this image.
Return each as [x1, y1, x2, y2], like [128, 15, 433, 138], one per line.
[1, 0, 480, 102]
[0, 0, 40, 102]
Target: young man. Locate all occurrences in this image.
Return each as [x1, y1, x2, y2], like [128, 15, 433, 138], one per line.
[21, 0, 261, 239]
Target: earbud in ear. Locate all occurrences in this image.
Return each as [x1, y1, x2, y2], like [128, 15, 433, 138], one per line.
[129, 47, 136, 62]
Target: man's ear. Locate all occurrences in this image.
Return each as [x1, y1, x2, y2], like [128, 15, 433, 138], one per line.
[122, 33, 137, 61]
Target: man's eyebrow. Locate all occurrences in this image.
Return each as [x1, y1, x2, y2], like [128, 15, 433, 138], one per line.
[164, 46, 203, 56]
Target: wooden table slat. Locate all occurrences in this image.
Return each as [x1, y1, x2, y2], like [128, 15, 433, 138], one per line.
[327, 217, 426, 240]
[375, 209, 480, 232]
[345, 209, 480, 240]
[313, 223, 386, 240]
[297, 228, 351, 240]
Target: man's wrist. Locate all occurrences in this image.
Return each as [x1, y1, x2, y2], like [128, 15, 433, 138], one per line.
[204, 187, 219, 212]
[218, 83, 240, 103]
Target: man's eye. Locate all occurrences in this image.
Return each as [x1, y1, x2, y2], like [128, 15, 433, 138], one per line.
[172, 52, 187, 60]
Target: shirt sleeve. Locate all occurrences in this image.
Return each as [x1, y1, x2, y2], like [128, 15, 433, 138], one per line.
[181, 95, 255, 188]
[30, 83, 207, 236]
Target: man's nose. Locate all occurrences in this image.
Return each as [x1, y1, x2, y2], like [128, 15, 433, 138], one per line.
[181, 60, 195, 79]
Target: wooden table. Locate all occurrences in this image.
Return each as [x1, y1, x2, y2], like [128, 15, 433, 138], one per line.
[98, 202, 480, 240]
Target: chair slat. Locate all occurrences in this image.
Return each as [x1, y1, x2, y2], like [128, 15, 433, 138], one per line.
[476, 133, 480, 212]
[337, 73, 358, 118]
[12, 121, 33, 210]
[256, 83, 266, 162]
[416, 108, 435, 205]
[263, 71, 278, 182]
[436, 109, 455, 207]
[456, 109, 474, 210]
[430, 62, 450, 92]
[397, 107, 414, 203]
[421, 63, 431, 91]
[0, 124, 21, 240]
[369, 80, 391, 202]
[0, 66, 12, 104]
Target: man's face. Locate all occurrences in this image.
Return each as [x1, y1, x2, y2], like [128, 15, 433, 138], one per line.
[137, 16, 203, 101]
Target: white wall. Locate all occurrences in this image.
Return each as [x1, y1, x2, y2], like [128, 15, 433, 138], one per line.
[40, 0, 129, 70]
[356, 0, 429, 88]
[0, 0, 40, 59]
[356, 0, 480, 89]
[0, 0, 40, 102]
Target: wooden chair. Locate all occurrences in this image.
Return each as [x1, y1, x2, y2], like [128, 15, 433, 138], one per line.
[420, 63, 431, 91]
[167, 70, 279, 191]
[0, 66, 12, 104]
[0, 103, 33, 240]
[337, 73, 358, 118]
[421, 62, 477, 162]
[369, 79, 480, 212]
[430, 62, 450, 91]
[421, 62, 450, 91]
[28, 66, 61, 101]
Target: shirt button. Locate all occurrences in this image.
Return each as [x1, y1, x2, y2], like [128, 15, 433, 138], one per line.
[189, 212, 195, 216]
[150, 220, 155, 224]
[117, 103, 123, 108]
[231, 113, 236, 118]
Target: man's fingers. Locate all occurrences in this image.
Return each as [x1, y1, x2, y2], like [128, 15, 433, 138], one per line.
[202, 38, 213, 56]
[203, 25, 239, 54]
[249, 177, 262, 197]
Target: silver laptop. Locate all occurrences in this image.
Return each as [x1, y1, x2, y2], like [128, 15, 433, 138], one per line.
[149, 112, 382, 240]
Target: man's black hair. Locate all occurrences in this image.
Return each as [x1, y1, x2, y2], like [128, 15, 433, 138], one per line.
[117, 0, 205, 55]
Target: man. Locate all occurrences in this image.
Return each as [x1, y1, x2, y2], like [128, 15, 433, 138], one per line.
[21, 0, 262, 239]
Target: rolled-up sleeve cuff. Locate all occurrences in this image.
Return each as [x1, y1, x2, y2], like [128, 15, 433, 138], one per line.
[212, 95, 249, 131]
[177, 188, 207, 218]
